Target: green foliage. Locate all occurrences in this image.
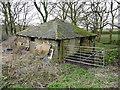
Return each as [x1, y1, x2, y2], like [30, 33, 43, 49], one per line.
[0, 75, 32, 89]
[60, 63, 77, 72]
[74, 27, 95, 36]
[100, 34, 118, 44]
[7, 84, 35, 90]
[96, 30, 119, 44]
[81, 38, 90, 46]
[104, 49, 118, 64]
[96, 41, 118, 65]
[47, 64, 96, 88]
[101, 30, 118, 34]
[95, 42, 118, 49]
[0, 75, 8, 89]
[47, 64, 118, 88]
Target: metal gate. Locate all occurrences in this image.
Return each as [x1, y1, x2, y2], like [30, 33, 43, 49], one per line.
[63, 45, 105, 67]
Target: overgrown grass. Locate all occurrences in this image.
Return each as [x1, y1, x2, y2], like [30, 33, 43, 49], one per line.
[2, 63, 118, 89]
[2, 29, 118, 89]
[95, 40, 118, 64]
[47, 64, 118, 88]
[47, 31, 118, 88]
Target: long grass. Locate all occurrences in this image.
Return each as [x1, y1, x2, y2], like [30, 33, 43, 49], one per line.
[47, 63, 118, 88]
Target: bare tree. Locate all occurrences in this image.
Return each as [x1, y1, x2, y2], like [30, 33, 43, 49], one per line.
[82, 2, 109, 35]
[67, 1, 85, 25]
[97, 2, 109, 42]
[21, 2, 35, 30]
[54, 1, 69, 20]
[8, 2, 15, 34]
[114, 0, 120, 4]
[110, 0, 115, 43]
[78, 2, 92, 30]
[114, 0, 120, 29]
[107, 0, 118, 43]
[1, 1, 9, 35]
[34, 0, 48, 23]
[1, 0, 35, 35]
[34, 0, 56, 23]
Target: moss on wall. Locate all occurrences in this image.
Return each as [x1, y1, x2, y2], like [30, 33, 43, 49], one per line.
[74, 26, 95, 36]
[17, 36, 95, 61]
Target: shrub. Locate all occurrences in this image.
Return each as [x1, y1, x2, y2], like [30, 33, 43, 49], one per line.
[104, 49, 118, 65]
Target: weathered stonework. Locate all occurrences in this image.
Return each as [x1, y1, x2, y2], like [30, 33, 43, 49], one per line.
[16, 18, 96, 61]
[16, 35, 95, 61]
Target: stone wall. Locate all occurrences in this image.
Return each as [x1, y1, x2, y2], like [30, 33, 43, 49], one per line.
[16, 36, 95, 61]
[63, 38, 80, 57]
[30, 38, 59, 59]
[16, 36, 30, 48]
[63, 37, 95, 57]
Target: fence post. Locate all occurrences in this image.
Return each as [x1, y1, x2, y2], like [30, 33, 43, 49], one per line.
[103, 48, 105, 67]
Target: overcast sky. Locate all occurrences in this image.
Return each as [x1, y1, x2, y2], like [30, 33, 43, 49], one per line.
[28, 0, 119, 26]
[1, 0, 119, 28]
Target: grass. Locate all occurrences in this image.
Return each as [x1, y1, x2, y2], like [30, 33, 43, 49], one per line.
[47, 32, 118, 88]
[2, 30, 118, 89]
[95, 33, 118, 64]
[95, 42, 118, 49]
[100, 34, 118, 44]
[95, 30, 118, 49]
[47, 64, 118, 88]
[101, 29, 119, 34]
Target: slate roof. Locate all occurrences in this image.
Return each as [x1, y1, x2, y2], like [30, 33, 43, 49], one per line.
[17, 18, 96, 40]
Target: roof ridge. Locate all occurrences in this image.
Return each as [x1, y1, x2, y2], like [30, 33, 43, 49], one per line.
[17, 18, 96, 39]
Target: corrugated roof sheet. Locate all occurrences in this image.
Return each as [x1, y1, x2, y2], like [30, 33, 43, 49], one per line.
[17, 18, 96, 40]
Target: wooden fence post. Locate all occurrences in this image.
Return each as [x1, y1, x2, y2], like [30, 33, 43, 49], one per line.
[103, 48, 105, 67]
[59, 40, 63, 61]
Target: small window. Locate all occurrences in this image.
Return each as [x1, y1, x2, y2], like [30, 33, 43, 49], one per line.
[30, 37, 35, 41]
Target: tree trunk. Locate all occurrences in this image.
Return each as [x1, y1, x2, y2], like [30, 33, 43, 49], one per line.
[4, 20, 9, 35]
[110, 17, 114, 43]
[98, 28, 103, 42]
[7, 2, 14, 35]
[2, 2, 9, 35]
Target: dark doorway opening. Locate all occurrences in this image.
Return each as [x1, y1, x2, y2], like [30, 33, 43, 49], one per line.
[30, 37, 35, 41]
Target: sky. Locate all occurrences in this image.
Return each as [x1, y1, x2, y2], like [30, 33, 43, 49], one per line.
[27, 0, 119, 27]
[0, 0, 119, 28]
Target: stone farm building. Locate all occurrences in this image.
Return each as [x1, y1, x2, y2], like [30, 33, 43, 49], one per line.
[16, 18, 96, 61]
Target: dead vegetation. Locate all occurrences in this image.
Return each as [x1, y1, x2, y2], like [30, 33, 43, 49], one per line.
[5, 52, 61, 86]
[1, 36, 61, 88]
[1, 36, 118, 88]
[2, 51, 62, 88]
